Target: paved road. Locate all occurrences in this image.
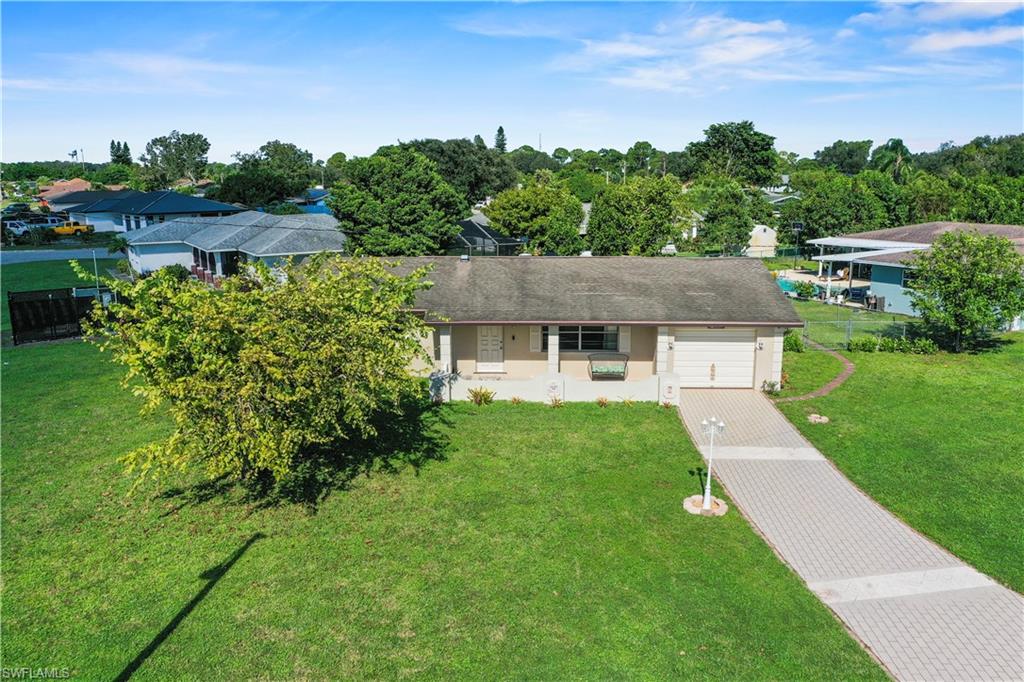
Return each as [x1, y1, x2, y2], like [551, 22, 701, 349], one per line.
[679, 389, 1023, 682]
[1, 249, 124, 265]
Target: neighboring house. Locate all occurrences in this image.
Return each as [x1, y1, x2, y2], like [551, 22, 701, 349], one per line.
[124, 210, 346, 278]
[403, 256, 801, 402]
[747, 224, 778, 258]
[36, 178, 92, 205]
[44, 189, 128, 214]
[67, 190, 242, 233]
[451, 211, 522, 255]
[62, 190, 139, 231]
[287, 188, 331, 214]
[808, 222, 1024, 321]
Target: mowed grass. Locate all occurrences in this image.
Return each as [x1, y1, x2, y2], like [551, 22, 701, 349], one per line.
[779, 349, 844, 398]
[1, 258, 121, 332]
[1, 342, 884, 680]
[778, 334, 1024, 591]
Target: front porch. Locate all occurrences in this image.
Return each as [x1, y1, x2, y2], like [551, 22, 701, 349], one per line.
[427, 323, 679, 403]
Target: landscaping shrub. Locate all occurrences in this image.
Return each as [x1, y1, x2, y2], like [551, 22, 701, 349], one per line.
[549, 395, 564, 408]
[468, 386, 495, 405]
[848, 335, 939, 354]
[761, 380, 781, 396]
[510, 396, 524, 405]
[783, 329, 804, 353]
[794, 281, 816, 299]
[596, 396, 609, 407]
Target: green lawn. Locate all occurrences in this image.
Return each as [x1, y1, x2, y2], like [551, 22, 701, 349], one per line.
[779, 349, 844, 398]
[778, 334, 1024, 592]
[1, 258, 121, 333]
[1, 342, 884, 680]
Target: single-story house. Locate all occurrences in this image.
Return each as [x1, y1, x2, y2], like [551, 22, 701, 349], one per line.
[287, 188, 331, 214]
[36, 178, 93, 206]
[747, 224, 777, 258]
[124, 210, 346, 278]
[808, 222, 1024, 324]
[400, 256, 801, 402]
[451, 211, 523, 255]
[66, 190, 242, 233]
[43, 189, 128, 215]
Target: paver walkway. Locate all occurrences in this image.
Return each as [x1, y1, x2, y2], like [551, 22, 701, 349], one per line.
[678, 389, 1024, 682]
[775, 340, 856, 403]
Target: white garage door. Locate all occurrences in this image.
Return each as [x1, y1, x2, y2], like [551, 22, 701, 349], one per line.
[674, 328, 756, 388]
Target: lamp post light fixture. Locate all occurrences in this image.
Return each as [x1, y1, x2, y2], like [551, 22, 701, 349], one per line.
[700, 417, 725, 511]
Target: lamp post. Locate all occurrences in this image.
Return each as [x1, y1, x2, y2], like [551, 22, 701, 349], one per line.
[700, 417, 725, 511]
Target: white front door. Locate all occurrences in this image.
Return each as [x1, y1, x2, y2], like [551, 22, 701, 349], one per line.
[476, 325, 504, 373]
[674, 328, 756, 388]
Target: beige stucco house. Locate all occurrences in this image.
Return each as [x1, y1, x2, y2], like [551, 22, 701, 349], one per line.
[400, 256, 802, 403]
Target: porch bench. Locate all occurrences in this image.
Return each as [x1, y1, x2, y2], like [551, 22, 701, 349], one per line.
[588, 352, 629, 381]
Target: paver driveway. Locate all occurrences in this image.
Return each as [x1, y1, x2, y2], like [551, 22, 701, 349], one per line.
[678, 389, 1024, 682]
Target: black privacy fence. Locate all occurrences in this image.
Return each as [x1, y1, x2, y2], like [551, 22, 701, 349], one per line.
[7, 287, 118, 345]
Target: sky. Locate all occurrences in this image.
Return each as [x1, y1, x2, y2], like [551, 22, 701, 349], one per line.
[2, 1, 1023, 163]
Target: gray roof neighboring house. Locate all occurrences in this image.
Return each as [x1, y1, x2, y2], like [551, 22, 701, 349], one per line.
[389, 256, 802, 326]
[809, 222, 1024, 268]
[125, 211, 346, 257]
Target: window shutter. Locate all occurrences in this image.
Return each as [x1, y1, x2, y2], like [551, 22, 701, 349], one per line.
[618, 326, 631, 353]
[530, 326, 542, 353]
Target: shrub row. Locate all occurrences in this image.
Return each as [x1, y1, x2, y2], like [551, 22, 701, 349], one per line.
[847, 335, 939, 354]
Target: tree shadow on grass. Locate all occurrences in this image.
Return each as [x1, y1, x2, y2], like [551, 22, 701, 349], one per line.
[157, 394, 452, 514]
[115, 533, 265, 681]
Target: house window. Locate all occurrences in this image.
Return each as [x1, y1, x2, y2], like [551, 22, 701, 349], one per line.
[542, 325, 618, 352]
[133, 216, 141, 230]
[123, 215, 131, 230]
[901, 269, 916, 288]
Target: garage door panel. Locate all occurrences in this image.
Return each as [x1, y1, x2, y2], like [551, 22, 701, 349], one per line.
[674, 328, 755, 388]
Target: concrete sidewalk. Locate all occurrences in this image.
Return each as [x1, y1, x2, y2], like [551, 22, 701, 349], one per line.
[679, 389, 1023, 682]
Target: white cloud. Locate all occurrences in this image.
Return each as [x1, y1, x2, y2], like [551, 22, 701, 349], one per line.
[850, 1, 1024, 27]
[836, 28, 858, 40]
[908, 25, 1024, 51]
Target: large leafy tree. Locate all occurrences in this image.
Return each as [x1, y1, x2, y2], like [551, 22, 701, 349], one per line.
[235, 140, 315, 197]
[687, 177, 755, 252]
[815, 139, 872, 175]
[208, 167, 296, 207]
[781, 171, 886, 239]
[506, 145, 561, 175]
[484, 175, 585, 255]
[329, 146, 465, 255]
[494, 126, 507, 153]
[75, 256, 433, 487]
[625, 141, 656, 175]
[686, 121, 777, 187]
[402, 137, 517, 206]
[588, 176, 683, 255]
[138, 130, 211, 189]
[908, 231, 1024, 352]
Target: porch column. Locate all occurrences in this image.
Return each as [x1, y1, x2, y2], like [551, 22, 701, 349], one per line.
[438, 325, 452, 372]
[547, 325, 559, 374]
[656, 326, 670, 374]
[817, 245, 824, 277]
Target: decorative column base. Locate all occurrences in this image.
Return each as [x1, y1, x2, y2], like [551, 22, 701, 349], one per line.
[682, 494, 728, 517]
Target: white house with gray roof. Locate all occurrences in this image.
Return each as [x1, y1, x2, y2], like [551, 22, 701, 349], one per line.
[396, 256, 801, 402]
[124, 211, 346, 277]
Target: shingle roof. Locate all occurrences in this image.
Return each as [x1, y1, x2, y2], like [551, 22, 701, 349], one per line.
[850, 222, 1024, 245]
[65, 191, 145, 213]
[125, 211, 346, 256]
[389, 256, 802, 326]
[456, 213, 521, 246]
[108, 190, 241, 216]
[50, 190, 136, 208]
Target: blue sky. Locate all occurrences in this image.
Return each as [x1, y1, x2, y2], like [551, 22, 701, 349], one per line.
[2, 2, 1022, 163]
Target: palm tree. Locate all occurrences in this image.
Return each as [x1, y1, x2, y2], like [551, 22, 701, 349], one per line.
[870, 138, 912, 184]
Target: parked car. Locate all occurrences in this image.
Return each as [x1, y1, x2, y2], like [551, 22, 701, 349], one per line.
[2, 202, 31, 215]
[53, 221, 94, 236]
[4, 220, 33, 236]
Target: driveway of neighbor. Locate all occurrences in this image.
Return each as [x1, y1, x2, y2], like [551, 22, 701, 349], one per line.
[0, 249, 125, 265]
[678, 389, 1024, 682]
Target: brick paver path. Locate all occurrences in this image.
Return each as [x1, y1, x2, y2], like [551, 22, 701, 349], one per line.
[678, 389, 1024, 682]
[775, 341, 856, 404]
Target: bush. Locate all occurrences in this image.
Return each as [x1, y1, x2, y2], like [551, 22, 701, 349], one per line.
[848, 335, 939, 355]
[160, 263, 191, 281]
[549, 395, 564, 408]
[794, 281, 816, 298]
[761, 380, 780, 396]
[783, 329, 804, 353]
[468, 386, 495, 405]
[596, 396, 609, 408]
[510, 396, 524, 405]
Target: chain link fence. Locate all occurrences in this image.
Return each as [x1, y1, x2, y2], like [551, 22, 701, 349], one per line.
[801, 319, 916, 350]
